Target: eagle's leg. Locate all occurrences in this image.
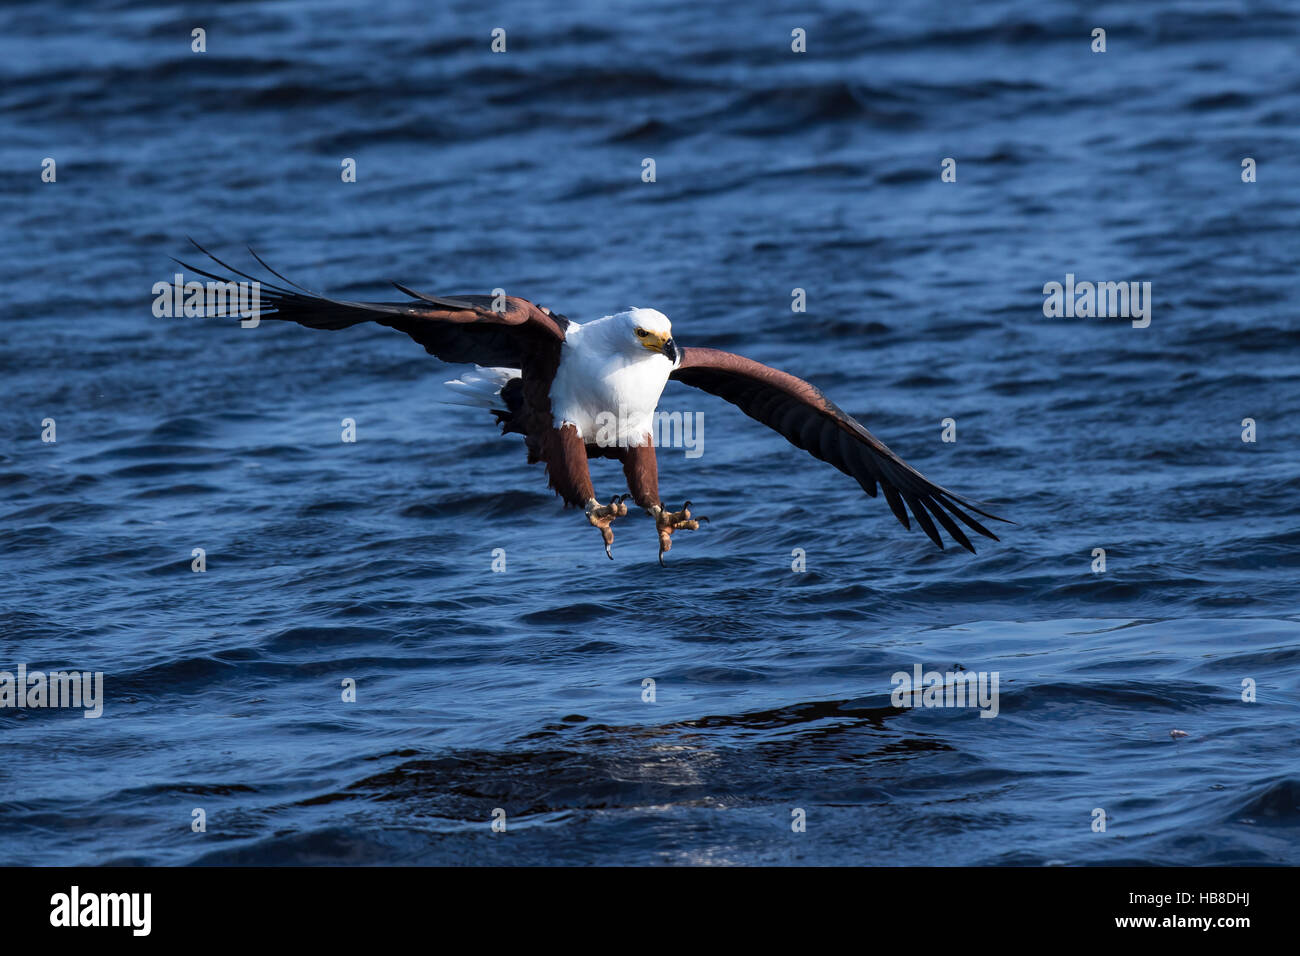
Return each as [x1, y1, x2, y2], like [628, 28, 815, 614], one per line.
[620, 443, 708, 566]
[543, 423, 627, 559]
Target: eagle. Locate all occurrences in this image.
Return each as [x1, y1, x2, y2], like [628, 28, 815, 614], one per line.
[178, 243, 1008, 564]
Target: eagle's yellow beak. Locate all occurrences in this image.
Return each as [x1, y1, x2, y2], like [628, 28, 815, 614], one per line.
[640, 330, 677, 363]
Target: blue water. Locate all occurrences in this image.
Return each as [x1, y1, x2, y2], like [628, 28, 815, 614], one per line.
[2, 0, 1299, 865]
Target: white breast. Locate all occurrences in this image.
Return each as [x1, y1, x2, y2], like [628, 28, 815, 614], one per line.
[550, 321, 671, 445]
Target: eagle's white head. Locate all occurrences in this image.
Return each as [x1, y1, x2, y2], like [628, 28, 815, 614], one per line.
[612, 307, 677, 366]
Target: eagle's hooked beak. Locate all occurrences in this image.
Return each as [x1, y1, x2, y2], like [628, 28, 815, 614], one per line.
[639, 328, 679, 365]
[662, 336, 678, 365]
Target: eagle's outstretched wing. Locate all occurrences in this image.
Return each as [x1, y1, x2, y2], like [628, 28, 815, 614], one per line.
[174, 240, 567, 367]
[669, 346, 1009, 552]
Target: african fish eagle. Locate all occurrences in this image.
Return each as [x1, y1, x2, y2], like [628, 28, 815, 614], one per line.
[177, 243, 1008, 564]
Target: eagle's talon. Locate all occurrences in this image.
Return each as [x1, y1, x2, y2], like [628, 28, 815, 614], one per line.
[586, 496, 625, 559]
[654, 501, 704, 565]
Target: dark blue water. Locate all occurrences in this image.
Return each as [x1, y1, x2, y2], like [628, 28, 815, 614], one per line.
[2, 0, 1299, 865]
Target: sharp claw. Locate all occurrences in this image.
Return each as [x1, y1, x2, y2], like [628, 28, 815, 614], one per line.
[653, 499, 704, 565]
[588, 496, 623, 559]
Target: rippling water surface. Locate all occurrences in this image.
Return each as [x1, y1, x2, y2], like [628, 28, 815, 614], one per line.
[2, 0, 1299, 865]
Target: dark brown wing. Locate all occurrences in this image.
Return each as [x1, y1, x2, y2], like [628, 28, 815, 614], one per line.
[174, 240, 567, 367]
[669, 346, 1008, 552]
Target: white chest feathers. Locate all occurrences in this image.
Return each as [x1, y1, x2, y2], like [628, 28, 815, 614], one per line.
[550, 320, 672, 445]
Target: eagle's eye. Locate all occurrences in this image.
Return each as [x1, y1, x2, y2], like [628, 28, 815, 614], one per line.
[635, 328, 648, 338]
